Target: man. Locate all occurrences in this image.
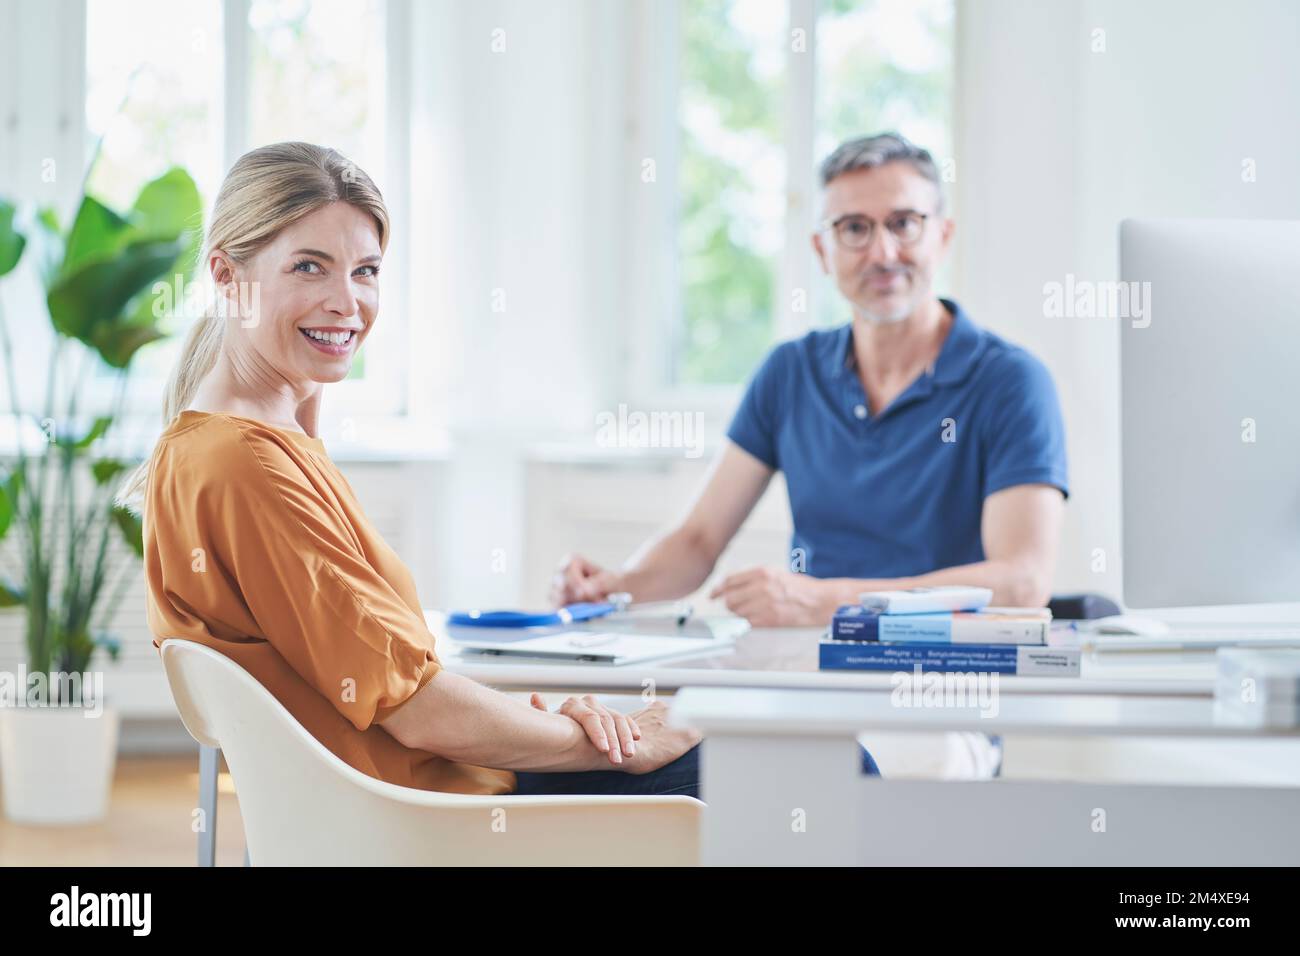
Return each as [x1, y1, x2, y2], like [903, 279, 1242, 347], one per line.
[552, 132, 1068, 631]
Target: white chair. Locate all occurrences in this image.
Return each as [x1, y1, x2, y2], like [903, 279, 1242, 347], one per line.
[160, 639, 702, 866]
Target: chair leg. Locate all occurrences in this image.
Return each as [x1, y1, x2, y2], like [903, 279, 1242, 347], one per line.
[198, 744, 219, 867]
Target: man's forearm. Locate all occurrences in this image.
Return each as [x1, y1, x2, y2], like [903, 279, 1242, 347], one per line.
[613, 526, 718, 603]
[823, 558, 1051, 612]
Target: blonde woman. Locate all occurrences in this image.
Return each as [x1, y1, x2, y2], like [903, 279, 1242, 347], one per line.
[128, 143, 700, 798]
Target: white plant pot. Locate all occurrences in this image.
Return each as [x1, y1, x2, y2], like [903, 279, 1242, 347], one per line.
[0, 704, 120, 824]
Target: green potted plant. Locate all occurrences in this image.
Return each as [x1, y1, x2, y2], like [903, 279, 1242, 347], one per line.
[0, 168, 201, 824]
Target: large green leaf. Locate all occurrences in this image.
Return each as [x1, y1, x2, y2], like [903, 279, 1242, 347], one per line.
[59, 195, 134, 280]
[131, 168, 202, 256]
[44, 170, 202, 368]
[0, 200, 25, 276]
[46, 237, 184, 344]
[91, 459, 129, 486]
[94, 322, 168, 369]
[123, 168, 204, 328]
[111, 504, 144, 558]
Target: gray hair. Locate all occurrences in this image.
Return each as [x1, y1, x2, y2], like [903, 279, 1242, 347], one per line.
[819, 132, 944, 211]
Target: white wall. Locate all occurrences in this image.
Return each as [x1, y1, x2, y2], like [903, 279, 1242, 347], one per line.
[953, 0, 1300, 603]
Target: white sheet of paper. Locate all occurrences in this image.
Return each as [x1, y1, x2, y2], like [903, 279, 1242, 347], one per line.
[454, 630, 731, 666]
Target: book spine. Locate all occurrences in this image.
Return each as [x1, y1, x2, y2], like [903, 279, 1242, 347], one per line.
[878, 614, 1048, 645]
[819, 641, 1081, 676]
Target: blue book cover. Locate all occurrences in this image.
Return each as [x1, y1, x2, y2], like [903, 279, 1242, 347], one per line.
[819, 639, 1080, 676]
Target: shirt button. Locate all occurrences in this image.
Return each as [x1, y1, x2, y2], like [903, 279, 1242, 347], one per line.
[853, 404, 868, 420]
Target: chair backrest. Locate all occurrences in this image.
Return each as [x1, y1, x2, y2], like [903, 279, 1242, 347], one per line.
[160, 639, 701, 865]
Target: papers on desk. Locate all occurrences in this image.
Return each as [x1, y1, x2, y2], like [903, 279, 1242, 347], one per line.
[454, 630, 734, 666]
[1082, 628, 1300, 653]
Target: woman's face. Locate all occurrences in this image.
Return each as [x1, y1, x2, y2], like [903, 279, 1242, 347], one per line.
[214, 201, 382, 386]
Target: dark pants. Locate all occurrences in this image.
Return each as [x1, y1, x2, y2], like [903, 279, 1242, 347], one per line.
[513, 735, 1003, 799]
[514, 745, 706, 798]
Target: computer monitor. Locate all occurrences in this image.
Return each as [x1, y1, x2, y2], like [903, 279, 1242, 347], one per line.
[1119, 219, 1300, 608]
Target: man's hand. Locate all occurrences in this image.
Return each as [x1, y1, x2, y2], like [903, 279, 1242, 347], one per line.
[549, 553, 623, 606]
[709, 566, 837, 627]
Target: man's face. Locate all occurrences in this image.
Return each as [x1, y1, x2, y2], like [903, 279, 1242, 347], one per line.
[811, 162, 953, 324]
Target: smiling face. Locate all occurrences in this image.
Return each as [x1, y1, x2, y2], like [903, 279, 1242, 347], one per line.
[212, 201, 382, 386]
[811, 161, 953, 324]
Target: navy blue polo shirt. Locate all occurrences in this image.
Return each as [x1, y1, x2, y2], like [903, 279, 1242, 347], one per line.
[726, 299, 1068, 579]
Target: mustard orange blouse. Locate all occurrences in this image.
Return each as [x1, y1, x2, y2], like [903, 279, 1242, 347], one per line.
[143, 410, 515, 796]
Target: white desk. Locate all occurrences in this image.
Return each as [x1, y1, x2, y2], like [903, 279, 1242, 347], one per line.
[671, 686, 1300, 865]
[433, 610, 1266, 786]
[431, 612, 1217, 697]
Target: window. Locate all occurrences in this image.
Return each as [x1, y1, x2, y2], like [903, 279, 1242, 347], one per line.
[84, 0, 224, 404]
[677, 0, 786, 387]
[666, 0, 955, 389]
[814, 0, 953, 329]
[85, 0, 225, 212]
[247, 0, 389, 387]
[248, 0, 386, 176]
[83, 0, 407, 418]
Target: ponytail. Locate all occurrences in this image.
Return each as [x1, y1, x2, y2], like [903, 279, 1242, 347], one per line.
[161, 311, 224, 425]
[116, 311, 224, 510]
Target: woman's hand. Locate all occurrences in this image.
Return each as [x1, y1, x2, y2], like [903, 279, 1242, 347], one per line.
[530, 693, 640, 767]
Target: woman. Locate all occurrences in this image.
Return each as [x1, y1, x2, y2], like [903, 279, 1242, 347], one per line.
[125, 142, 700, 798]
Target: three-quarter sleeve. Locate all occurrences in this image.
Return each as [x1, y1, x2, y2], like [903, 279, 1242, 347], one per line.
[202, 427, 440, 732]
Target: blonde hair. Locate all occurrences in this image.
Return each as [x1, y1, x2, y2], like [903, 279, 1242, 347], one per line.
[118, 142, 389, 508]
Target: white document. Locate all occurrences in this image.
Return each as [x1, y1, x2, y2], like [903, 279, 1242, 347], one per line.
[455, 630, 732, 666]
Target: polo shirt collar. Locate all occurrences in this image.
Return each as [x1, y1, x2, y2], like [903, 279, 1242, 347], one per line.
[830, 298, 986, 387]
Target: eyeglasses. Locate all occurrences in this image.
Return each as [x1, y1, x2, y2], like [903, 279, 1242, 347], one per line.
[820, 211, 929, 249]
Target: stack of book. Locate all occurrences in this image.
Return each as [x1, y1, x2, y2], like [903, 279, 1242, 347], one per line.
[819, 586, 1081, 677]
